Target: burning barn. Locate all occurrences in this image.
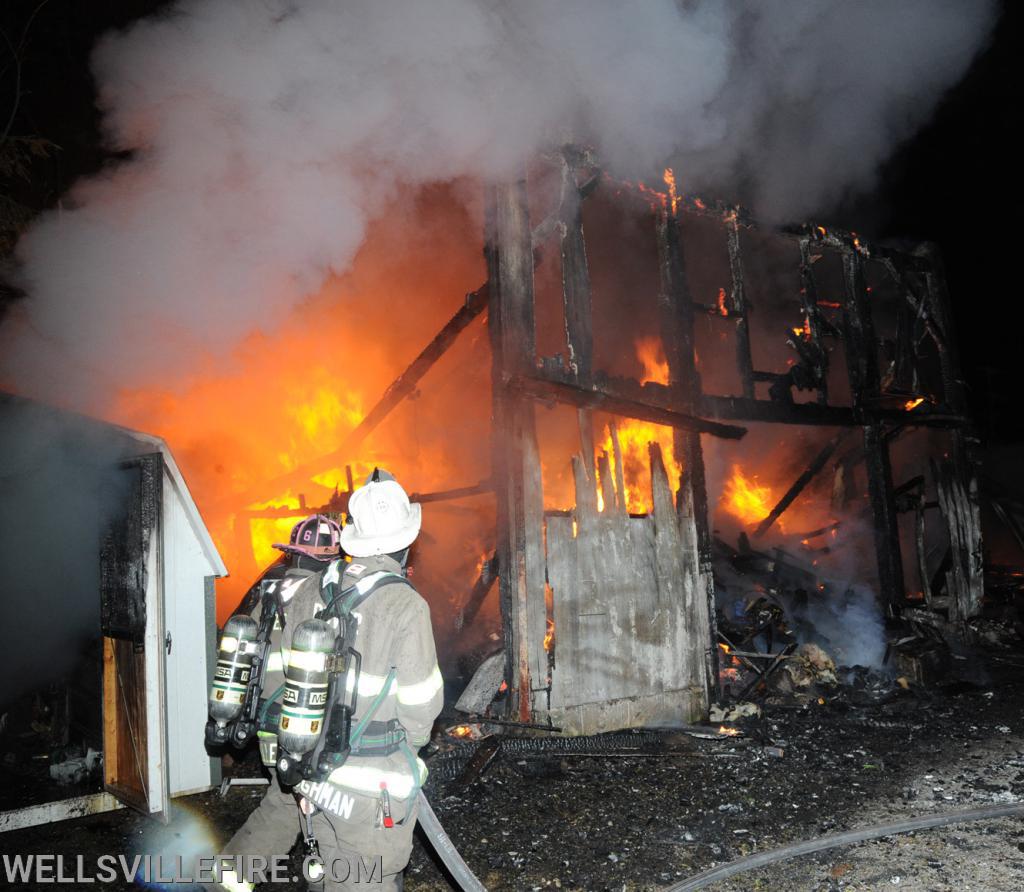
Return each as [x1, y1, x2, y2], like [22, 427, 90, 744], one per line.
[208, 150, 985, 739]
[0, 394, 227, 831]
[475, 152, 983, 733]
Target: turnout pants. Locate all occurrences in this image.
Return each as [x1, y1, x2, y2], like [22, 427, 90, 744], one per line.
[216, 780, 418, 891]
[216, 780, 301, 888]
[308, 791, 419, 891]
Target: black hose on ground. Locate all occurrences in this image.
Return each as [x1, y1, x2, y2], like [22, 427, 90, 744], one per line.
[667, 801, 1024, 891]
[417, 791, 489, 892]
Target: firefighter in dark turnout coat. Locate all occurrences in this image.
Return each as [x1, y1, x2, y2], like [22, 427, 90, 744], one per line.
[214, 515, 341, 892]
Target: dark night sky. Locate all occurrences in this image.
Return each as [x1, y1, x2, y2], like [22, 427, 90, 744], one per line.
[2, 0, 1020, 441]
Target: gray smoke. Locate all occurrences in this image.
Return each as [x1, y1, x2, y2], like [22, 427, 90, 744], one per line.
[0, 396, 133, 708]
[1, 0, 996, 404]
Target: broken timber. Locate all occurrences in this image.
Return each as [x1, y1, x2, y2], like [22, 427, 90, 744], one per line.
[506, 371, 746, 440]
[754, 431, 853, 538]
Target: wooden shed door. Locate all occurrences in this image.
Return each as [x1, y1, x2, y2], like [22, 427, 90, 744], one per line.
[100, 453, 168, 820]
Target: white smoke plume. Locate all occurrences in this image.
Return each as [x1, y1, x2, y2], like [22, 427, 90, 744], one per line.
[1, 0, 996, 404]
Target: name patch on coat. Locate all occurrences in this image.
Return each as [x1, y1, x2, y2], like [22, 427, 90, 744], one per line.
[297, 780, 356, 820]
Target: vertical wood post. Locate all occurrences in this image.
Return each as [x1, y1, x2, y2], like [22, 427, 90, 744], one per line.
[797, 238, 829, 404]
[487, 178, 547, 721]
[727, 215, 755, 400]
[559, 153, 598, 484]
[915, 243, 983, 623]
[656, 209, 717, 697]
[842, 251, 906, 605]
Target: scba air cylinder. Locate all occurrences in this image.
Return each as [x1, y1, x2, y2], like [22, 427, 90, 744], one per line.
[279, 619, 334, 761]
[209, 615, 259, 725]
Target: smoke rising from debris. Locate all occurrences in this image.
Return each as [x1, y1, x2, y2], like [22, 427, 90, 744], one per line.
[1, 0, 996, 404]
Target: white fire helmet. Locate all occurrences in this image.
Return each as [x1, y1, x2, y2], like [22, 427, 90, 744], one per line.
[339, 468, 422, 557]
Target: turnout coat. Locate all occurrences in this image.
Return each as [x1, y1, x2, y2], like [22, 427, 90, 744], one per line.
[280, 553, 444, 821]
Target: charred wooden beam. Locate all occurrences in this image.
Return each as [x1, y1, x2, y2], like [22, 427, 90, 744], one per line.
[737, 643, 797, 701]
[559, 154, 594, 384]
[459, 552, 499, 629]
[656, 209, 718, 698]
[914, 243, 966, 414]
[933, 458, 984, 624]
[727, 216, 756, 400]
[559, 152, 598, 488]
[408, 480, 494, 504]
[507, 371, 746, 440]
[700, 393, 969, 428]
[609, 423, 627, 513]
[794, 521, 841, 540]
[864, 423, 906, 604]
[915, 489, 932, 607]
[753, 431, 852, 538]
[576, 408, 597, 483]
[840, 250, 905, 604]
[487, 179, 547, 723]
[797, 238, 829, 404]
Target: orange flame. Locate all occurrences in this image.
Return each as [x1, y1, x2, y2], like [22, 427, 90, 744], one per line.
[717, 287, 729, 317]
[637, 336, 670, 386]
[543, 617, 555, 652]
[721, 465, 775, 529]
[904, 397, 925, 411]
[717, 725, 742, 737]
[662, 167, 679, 215]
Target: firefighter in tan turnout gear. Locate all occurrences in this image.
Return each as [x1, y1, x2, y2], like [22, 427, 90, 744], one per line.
[215, 470, 443, 891]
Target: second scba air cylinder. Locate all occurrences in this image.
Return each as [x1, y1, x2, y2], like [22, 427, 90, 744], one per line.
[278, 618, 335, 763]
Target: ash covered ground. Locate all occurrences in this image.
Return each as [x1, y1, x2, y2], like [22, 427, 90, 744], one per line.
[3, 656, 1024, 891]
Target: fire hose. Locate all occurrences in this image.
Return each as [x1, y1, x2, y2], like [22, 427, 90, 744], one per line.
[666, 801, 1024, 891]
[417, 791, 489, 892]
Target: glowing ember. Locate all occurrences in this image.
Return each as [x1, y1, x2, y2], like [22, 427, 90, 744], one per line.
[717, 287, 729, 317]
[719, 668, 741, 681]
[450, 725, 474, 739]
[721, 465, 776, 529]
[662, 167, 680, 215]
[791, 316, 812, 341]
[718, 642, 741, 667]
[904, 397, 926, 411]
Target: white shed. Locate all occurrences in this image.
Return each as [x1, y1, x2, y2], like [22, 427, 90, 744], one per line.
[0, 394, 228, 830]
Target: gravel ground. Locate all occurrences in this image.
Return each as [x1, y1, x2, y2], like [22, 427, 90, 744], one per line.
[2, 658, 1022, 891]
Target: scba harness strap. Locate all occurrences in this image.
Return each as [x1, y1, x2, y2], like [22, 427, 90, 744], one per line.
[276, 566, 415, 785]
[317, 569, 412, 757]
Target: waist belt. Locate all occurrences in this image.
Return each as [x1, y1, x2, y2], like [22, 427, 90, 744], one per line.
[349, 718, 406, 757]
